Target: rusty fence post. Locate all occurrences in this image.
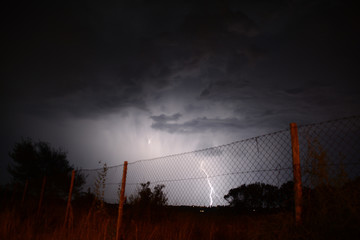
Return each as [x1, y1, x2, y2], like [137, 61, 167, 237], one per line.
[64, 170, 76, 227]
[290, 123, 303, 225]
[38, 176, 47, 215]
[116, 161, 128, 240]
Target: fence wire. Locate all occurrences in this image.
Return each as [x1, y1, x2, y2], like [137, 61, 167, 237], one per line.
[298, 116, 360, 187]
[78, 115, 360, 208]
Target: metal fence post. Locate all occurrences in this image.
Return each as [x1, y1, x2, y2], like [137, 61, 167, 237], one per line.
[38, 176, 46, 215]
[64, 170, 76, 227]
[116, 161, 128, 240]
[290, 123, 303, 225]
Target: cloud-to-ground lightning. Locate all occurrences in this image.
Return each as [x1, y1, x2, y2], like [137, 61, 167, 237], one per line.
[146, 137, 152, 145]
[200, 161, 217, 207]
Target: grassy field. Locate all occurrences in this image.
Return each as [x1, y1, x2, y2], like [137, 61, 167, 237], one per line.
[2, 194, 360, 240]
[1, 175, 359, 240]
[1, 201, 299, 240]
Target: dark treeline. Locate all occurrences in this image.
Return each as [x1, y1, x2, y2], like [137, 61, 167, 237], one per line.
[223, 176, 360, 215]
[5, 138, 85, 203]
[224, 181, 295, 212]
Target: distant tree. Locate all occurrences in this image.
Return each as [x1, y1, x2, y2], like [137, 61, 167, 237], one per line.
[8, 138, 85, 199]
[278, 180, 294, 210]
[224, 182, 283, 211]
[128, 181, 168, 221]
[94, 161, 108, 209]
[152, 184, 168, 206]
[129, 181, 168, 207]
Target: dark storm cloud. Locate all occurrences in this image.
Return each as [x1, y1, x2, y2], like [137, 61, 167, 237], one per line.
[150, 113, 182, 123]
[2, 0, 267, 119]
[199, 79, 249, 99]
[1, 0, 359, 187]
[284, 88, 305, 95]
[2, 1, 152, 117]
[1, 75, 147, 118]
[185, 104, 206, 113]
[2, 0, 358, 129]
[151, 116, 249, 134]
[193, 0, 360, 130]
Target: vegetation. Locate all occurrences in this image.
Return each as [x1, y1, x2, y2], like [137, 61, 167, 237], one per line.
[224, 181, 294, 212]
[301, 137, 360, 239]
[8, 138, 85, 199]
[127, 181, 168, 221]
[94, 162, 108, 209]
[128, 181, 168, 207]
[1, 175, 360, 240]
[1, 137, 359, 239]
[0, 195, 297, 240]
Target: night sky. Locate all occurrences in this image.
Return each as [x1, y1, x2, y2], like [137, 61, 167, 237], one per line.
[1, 0, 359, 184]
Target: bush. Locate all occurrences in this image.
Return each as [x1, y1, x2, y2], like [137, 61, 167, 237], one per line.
[127, 182, 168, 221]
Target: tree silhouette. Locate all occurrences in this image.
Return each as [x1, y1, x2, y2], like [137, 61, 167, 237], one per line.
[128, 181, 168, 221]
[8, 138, 85, 199]
[128, 181, 168, 207]
[224, 181, 294, 211]
[278, 180, 294, 210]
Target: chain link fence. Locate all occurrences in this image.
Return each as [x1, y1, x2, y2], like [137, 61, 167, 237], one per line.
[79, 115, 360, 210]
[3, 116, 360, 239]
[299, 116, 360, 186]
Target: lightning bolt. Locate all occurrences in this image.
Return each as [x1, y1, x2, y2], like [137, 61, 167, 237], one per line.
[200, 161, 216, 207]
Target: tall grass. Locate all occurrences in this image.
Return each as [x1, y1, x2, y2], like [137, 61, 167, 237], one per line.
[1, 142, 359, 240]
[1, 199, 298, 240]
[1, 188, 359, 240]
[301, 138, 360, 239]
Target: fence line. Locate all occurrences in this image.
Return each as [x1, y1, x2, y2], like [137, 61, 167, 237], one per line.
[76, 115, 360, 210]
[5, 115, 359, 239]
[10, 115, 360, 223]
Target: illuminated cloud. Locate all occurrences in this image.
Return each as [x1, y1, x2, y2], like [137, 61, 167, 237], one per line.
[1, 0, 359, 185]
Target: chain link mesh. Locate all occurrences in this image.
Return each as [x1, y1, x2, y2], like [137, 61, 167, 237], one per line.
[78, 116, 360, 209]
[298, 116, 360, 187]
